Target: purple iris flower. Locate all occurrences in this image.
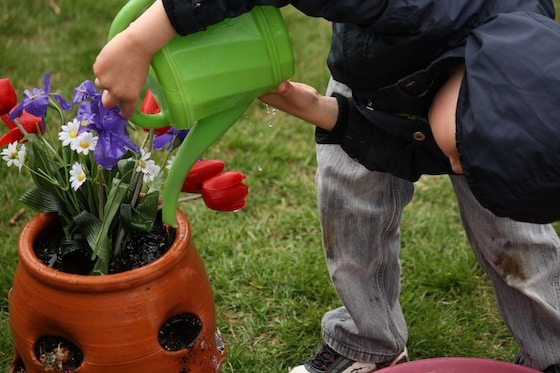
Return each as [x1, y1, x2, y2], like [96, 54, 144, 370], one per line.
[72, 80, 99, 104]
[154, 128, 189, 151]
[89, 100, 139, 169]
[8, 73, 72, 121]
[74, 101, 96, 134]
[73, 80, 102, 135]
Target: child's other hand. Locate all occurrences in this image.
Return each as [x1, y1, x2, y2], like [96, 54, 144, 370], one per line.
[259, 81, 338, 131]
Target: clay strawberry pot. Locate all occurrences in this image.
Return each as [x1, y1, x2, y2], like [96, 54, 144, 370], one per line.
[8, 211, 226, 373]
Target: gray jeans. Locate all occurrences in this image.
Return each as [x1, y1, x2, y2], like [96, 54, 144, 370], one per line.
[316, 78, 560, 370]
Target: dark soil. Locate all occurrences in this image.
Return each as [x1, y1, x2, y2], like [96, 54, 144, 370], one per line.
[34, 216, 175, 275]
[108, 220, 175, 273]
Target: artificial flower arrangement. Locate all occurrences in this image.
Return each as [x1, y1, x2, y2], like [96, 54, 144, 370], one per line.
[0, 74, 249, 275]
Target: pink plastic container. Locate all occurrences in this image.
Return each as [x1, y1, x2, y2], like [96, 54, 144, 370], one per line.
[382, 358, 540, 373]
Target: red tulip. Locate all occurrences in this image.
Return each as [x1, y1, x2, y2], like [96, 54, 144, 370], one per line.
[140, 89, 170, 135]
[201, 171, 249, 211]
[140, 89, 161, 114]
[182, 159, 225, 193]
[0, 110, 43, 146]
[0, 78, 17, 115]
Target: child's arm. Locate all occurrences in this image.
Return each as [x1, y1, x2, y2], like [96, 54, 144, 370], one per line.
[93, 0, 341, 126]
[93, 0, 176, 119]
[259, 81, 338, 131]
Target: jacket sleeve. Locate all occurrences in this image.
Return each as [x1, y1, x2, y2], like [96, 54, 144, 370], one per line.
[161, 0, 389, 35]
[161, 0, 555, 37]
[316, 94, 453, 181]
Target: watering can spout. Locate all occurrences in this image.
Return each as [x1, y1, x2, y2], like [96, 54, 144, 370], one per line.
[109, 0, 294, 226]
[161, 103, 251, 227]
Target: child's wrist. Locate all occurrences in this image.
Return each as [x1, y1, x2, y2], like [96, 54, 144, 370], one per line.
[316, 96, 338, 131]
[127, 0, 176, 56]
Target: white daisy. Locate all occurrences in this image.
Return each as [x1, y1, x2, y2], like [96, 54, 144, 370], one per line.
[1, 142, 26, 171]
[79, 118, 90, 129]
[58, 118, 81, 148]
[166, 155, 175, 171]
[137, 150, 161, 183]
[73, 132, 98, 155]
[69, 162, 87, 191]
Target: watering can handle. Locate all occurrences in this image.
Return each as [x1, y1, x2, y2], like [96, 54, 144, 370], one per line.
[130, 110, 168, 129]
[108, 0, 152, 40]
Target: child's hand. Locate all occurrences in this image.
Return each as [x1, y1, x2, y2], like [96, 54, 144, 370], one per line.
[259, 81, 338, 131]
[93, 0, 176, 119]
[93, 30, 152, 119]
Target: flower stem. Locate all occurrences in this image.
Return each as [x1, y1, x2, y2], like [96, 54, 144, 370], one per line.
[97, 165, 105, 220]
[178, 195, 202, 203]
[12, 118, 29, 137]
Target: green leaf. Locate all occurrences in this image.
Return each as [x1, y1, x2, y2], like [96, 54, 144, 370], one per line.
[147, 170, 164, 194]
[119, 203, 133, 229]
[60, 233, 86, 256]
[19, 185, 64, 213]
[117, 156, 136, 185]
[130, 191, 159, 231]
[73, 178, 128, 274]
[73, 211, 107, 258]
[25, 135, 63, 193]
[73, 211, 110, 275]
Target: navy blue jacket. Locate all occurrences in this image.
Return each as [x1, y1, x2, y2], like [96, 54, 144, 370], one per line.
[161, 0, 560, 223]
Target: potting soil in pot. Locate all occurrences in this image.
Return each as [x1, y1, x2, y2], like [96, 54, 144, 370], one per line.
[34, 216, 175, 275]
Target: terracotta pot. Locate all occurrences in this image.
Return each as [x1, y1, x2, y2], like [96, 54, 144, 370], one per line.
[9, 211, 226, 372]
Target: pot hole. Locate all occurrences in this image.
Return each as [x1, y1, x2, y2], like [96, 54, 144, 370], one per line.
[34, 336, 83, 372]
[159, 312, 203, 351]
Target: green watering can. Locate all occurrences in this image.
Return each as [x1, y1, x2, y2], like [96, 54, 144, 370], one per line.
[109, 0, 294, 226]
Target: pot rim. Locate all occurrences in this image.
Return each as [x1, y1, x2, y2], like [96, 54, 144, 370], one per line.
[16, 210, 190, 292]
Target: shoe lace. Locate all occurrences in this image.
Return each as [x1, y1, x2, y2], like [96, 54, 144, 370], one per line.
[308, 343, 342, 371]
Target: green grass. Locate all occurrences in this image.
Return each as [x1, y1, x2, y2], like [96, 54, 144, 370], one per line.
[1, 1, 559, 371]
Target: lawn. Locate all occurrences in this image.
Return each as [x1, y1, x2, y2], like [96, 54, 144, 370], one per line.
[1, 1, 559, 372]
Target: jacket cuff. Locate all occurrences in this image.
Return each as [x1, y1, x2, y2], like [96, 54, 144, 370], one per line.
[162, 0, 205, 35]
[315, 93, 349, 144]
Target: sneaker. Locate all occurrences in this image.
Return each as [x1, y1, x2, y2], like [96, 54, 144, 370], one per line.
[289, 342, 408, 373]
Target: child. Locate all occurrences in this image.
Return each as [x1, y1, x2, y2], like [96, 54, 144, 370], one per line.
[94, 1, 560, 372]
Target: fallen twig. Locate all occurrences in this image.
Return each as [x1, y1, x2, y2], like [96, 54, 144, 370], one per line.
[9, 208, 26, 226]
[49, 0, 61, 15]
